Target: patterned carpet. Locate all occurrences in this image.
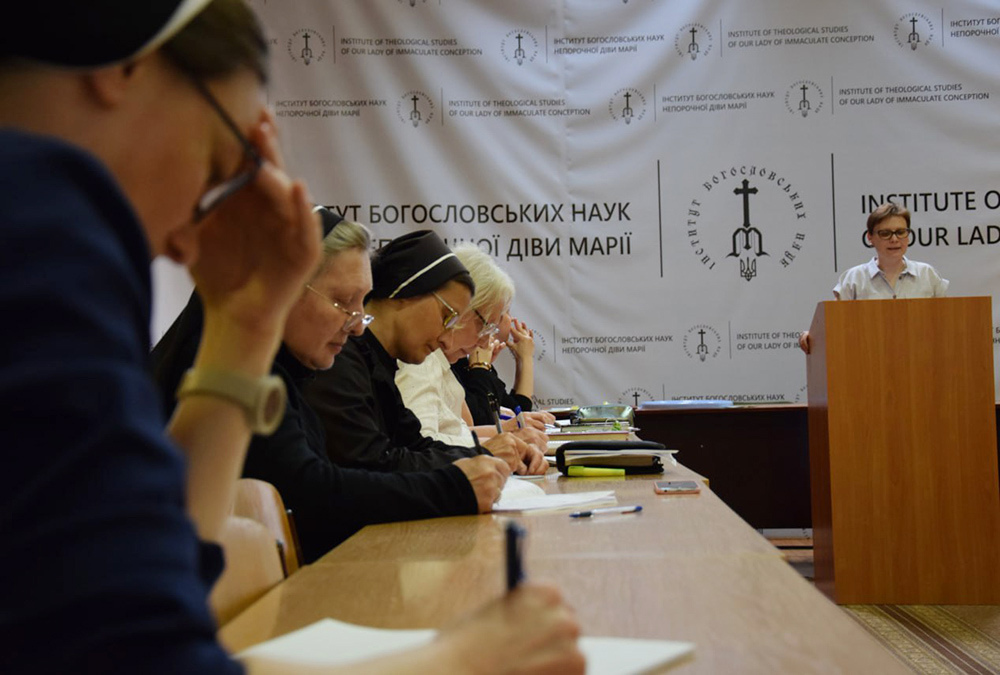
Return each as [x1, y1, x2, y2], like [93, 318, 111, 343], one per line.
[769, 538, 1000, 674]
[843, 605, 1000, 674]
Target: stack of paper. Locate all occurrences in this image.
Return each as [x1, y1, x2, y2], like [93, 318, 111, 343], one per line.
[238, 617, 696, 674]
[493, 476, 617, 513]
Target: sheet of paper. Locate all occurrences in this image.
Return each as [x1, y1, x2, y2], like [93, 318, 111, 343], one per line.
[493, 476, 617, 512]
[494, 489, 617, 513]
[238, 617, 695, 674]
[500, 475, 547, 500]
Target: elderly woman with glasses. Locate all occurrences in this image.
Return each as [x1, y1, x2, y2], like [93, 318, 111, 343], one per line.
[305, 230, 538, 475]
[395, 245, 548, 474]
[152, 211, 512, 562]
[799, 201, 949, 353]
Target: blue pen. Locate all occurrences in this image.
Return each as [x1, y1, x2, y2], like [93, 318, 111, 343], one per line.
[514, 405, 526, 430]
[505, 521, 525, 591]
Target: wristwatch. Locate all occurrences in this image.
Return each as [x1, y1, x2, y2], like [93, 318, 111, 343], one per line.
[177, 368, 287, 436]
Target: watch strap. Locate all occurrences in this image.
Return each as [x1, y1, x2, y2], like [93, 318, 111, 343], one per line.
[176, 368, 287, 436]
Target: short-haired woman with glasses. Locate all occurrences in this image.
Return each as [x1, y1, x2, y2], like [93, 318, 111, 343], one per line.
[799, 202, 948, 353]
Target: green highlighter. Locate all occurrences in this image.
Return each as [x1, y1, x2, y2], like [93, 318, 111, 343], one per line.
[566, 466, 626, 477]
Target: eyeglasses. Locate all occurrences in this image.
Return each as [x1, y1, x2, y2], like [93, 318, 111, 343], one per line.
[874, 228, 910, 240]
[473, 308, 500, 339]
[188, 77, 263, 222]
[306, 285, 374, 331]
[432, 292, 461, 329]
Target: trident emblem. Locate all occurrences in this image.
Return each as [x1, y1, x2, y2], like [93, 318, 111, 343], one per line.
[908, 17, 920, 50]
[696, 329, 709, 362]
[727, 179, 767, 281]
[622, 92, 633, 124]
[514, 34, 526, 65]
[409, 95, 421, 127]
[688, 27, 699, 61]
[301, 34, 313, 66]
[798, 84, 811, 117]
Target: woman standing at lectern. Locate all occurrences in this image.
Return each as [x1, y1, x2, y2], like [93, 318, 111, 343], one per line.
[799, 201, 948, 353]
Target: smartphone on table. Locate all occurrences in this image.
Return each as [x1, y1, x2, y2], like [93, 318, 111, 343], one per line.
[654, 480, 701, 495]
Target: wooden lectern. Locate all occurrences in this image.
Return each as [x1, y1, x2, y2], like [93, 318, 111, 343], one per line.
[807, 297, 1000, 604]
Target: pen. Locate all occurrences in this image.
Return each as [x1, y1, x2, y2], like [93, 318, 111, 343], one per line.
[470, 430, 493, 457]
[570, 505, 643, 518]
[488, 393, 504, 434]
[514, 405, 526, 430]
[505, 520, 525, 591]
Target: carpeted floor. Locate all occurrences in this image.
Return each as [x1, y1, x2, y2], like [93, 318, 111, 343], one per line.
[769, 536, 1000, 674]
[843, 605, 1000, 674]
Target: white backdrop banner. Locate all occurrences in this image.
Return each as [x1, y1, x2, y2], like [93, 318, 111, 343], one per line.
[157, 0, 1000, 407]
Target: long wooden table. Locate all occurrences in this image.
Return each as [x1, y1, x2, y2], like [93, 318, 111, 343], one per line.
[219, 464, 906, 673]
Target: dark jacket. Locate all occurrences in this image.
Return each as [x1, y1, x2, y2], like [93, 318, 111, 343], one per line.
[452, 357, 533, 427]
[304, 331, 485, 472]
[0, 130, 240, 675]
[152, 293, 478, 563]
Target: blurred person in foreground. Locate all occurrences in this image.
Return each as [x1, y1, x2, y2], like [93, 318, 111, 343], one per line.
[0, 2, 583, 674]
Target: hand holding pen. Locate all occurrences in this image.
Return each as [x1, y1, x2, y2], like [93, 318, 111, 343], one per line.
[433, 521, 584, 673]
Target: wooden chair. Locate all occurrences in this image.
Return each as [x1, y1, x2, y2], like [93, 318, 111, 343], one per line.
[209, 516, 284, 626]
[233, 478, 301, 576]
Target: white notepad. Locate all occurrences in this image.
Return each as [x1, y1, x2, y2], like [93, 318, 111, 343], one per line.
[238, 617, 696, 674]
[493, 476, 617, 512]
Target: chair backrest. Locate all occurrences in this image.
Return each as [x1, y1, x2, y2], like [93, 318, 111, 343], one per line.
[209, 515, 284, 626]
[234, 478, 301, 575]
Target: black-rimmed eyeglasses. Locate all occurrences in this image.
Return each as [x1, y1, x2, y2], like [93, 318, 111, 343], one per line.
[873, 228, 911, 241]
[188, 77, 263, 222]
[473, 308, 500, 339]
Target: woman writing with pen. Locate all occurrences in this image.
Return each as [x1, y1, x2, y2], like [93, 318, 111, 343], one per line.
[396, 244, 548, 471]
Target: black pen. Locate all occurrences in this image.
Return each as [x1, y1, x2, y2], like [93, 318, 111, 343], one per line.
[505, 520, 525, 591]
[470, 429, 492, 456]
[488, 393, 504, 434]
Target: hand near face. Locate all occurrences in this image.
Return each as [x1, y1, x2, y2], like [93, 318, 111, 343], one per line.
[452, 455, 510, 513]
[189, 109, 321, 334]
[471, 336, 505, 366]
[506, 318, 535, 363]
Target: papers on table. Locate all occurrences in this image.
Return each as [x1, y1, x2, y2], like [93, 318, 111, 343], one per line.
[493, 476, 617, 513]
[238, 617, 696, 674]
[638, 399, 733, 410]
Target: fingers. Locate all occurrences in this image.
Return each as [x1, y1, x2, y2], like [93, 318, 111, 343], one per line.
[528, 410, 557, 426]
[453, 456, 509, 513]
[526, 448, 548, 475]
[524, 415, 546, 431]
[249, 115, 285, 173]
